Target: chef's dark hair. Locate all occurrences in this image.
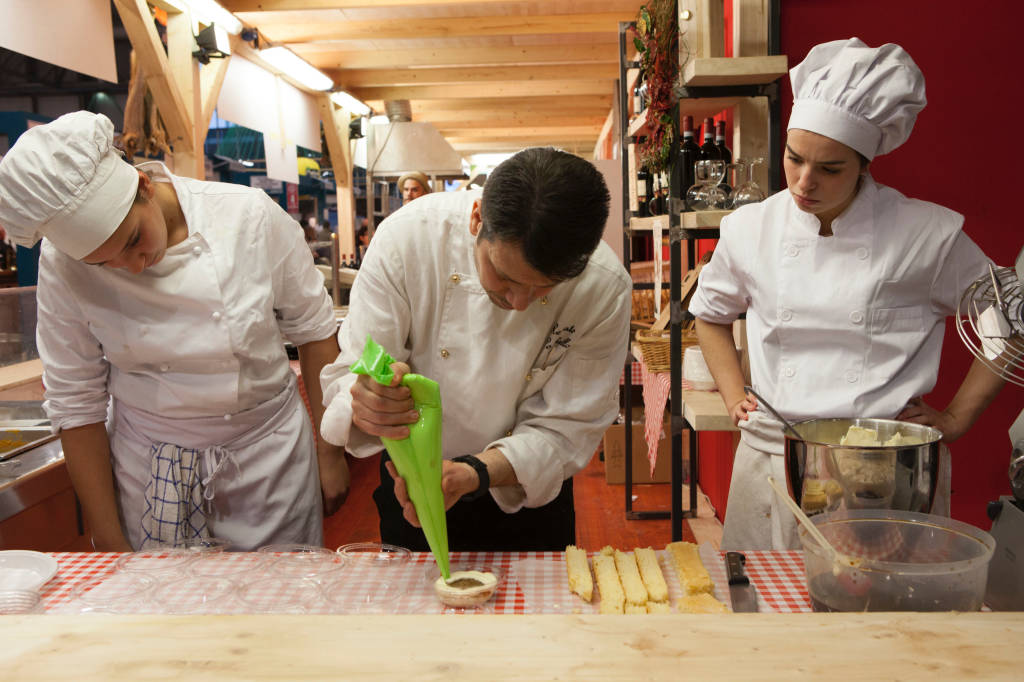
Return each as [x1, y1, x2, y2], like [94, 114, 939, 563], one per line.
[480, 147, 609, 281]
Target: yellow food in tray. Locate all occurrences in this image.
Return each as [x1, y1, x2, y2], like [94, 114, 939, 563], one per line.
[646, 600, 672, 613]
[634, 547, 669, 603]
[666, 541, 714, 595]
[613, 550, 648, 606]
[678, 592, 729, 614]
[592, 554, 625, 614]
[565, 545, 593, 602]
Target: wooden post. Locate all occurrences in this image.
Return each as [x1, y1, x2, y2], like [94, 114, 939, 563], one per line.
[678, 0, 725, 60]
[166, 12, 203, 178]
[112, 0, 193, 160]
[316, 94, 357, 265]
[732, 0, 769, 57]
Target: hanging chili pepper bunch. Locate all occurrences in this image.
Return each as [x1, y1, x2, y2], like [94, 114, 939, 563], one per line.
[633, 0, 679, 174]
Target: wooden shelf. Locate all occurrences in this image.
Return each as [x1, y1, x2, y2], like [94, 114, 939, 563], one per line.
[627, 108, 650, 138]
[682, 55, 789, 86]
[628, 215, 670, 232]
[680, 210, 731, 228]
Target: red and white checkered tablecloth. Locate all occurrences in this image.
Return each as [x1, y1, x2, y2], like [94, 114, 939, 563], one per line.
[620, 361, 642, 386]
[35, 549, 811, 614]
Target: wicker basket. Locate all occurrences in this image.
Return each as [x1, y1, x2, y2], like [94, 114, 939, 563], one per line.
[635, 326, 698, 373]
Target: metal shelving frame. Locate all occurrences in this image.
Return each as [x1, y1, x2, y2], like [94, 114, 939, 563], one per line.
[617, 6, 782, 541]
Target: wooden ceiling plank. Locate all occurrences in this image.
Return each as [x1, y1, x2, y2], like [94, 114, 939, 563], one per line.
[297, 44, 617, 70]
[422, 113, 609, 127]
[225, 0, 550, 9]
[332, 63, 617, 87]
[406, 95, 613, 112]
[438, 125, 603, 138]
[256, 13, 633, 43]
[352, 80, 614, 100]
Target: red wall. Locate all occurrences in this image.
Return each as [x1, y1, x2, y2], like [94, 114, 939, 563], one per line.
[701, 0, 1024, 529]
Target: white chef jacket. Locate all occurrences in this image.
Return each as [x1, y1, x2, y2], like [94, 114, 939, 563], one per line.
[321, 189, 632, 513]
[690, 175, 991, 451]
[36, 162, 338, 548]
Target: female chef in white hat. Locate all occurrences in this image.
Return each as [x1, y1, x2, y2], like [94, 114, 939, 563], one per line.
[689, 38, 1006, 550]
[0, 111, 349, 551]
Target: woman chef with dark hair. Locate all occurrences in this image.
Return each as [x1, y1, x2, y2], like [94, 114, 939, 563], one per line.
[0, 111, 349, 551]
[689, 39, 1006, 550]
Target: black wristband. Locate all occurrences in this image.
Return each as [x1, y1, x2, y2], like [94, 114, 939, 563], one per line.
[453, 454, 490, 501]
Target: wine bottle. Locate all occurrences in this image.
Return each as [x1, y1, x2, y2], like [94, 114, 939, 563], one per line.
[698, 117, 720, 161]
[677, 115, 700, 211]
[715, 120, 733, 196]
[637, 162, 651, 217]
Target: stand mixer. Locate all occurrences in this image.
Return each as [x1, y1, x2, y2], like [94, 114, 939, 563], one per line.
[956, 247, 1024, 610]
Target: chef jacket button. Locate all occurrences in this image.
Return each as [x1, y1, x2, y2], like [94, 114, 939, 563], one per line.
[845, 371, 859, 383]
[159, 363, 169, 372]
[540, 297, 548, 305]
[212, 311, 222, 322]
[786, 245, 799, 257]
[856, 247, 869, 260]
[780, 309, 793, 322]
[440, 348, 450, 359]
[784, 367, 795, 378]
[223, 414, 232, 421]
[505, 430, 513, 437]
[525, 373, 532, 382]
[849, 310, 864, 324]
[450, 274, 461, 283]
[192, 245, 202, 257]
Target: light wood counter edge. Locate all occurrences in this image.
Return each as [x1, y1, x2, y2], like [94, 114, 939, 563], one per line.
[2, 613, 1020, 680]
[0, 358, 43, 392]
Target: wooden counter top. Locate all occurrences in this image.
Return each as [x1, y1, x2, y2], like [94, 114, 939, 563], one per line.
[682, 389, 738, 432]
[0, 358, 43, 392]
[2, 613, 1020, 680]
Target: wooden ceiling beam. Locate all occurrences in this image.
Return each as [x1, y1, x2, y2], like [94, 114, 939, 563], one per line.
[296, 44, 618, 70]
[451, 141, 597, 154]
[226, 0, 545, 9]
[352, 80, 614, 101]
[255, 13, 633, 43]
[397, 95, 613, 113]
[417, 113, 610, 127]
[438, 125, 603, 139]
[332, 63, 617, 88]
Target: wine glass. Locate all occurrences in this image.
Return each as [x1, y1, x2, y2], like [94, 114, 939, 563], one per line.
[686, 159, 727, 210]
[731, 157, 767, 208]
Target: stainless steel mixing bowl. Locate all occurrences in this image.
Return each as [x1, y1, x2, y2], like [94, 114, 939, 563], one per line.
[784, 418, 943, 516]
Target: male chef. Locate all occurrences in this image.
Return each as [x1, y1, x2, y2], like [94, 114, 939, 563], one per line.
[321, 147, 631, 550]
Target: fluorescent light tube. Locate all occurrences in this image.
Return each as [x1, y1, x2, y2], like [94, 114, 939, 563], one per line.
[330, 91, 371, 117]
[260, 47, 334, 91]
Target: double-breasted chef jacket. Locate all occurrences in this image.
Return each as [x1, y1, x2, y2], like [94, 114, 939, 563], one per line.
[321, 189, 632, 513]
[37, 162, 338, 550]
[689, 175, 991, 549]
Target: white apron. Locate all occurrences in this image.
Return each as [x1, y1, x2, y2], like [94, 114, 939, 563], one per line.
[109, 372, 323, 551]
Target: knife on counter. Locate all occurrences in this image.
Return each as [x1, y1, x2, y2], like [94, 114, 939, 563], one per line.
[725, 551, 759, 613]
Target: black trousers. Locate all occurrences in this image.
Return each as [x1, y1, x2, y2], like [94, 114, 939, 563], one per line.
[373, 453, 575, 552]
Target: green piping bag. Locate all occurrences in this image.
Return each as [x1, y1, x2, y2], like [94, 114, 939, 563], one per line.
[351, 336, 450, 580]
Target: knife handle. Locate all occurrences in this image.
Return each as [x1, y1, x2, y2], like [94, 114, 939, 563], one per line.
[725, 551, 750, 586]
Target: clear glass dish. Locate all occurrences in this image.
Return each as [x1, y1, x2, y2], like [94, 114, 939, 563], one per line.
[258, 544, 345, 581]
[0, 589, 43, 614]
[116, 549, 197, 574]
[70, 572, 155, 612]
[336, 542, 411, 568]
[150, 576, 237, 614]
[235, 577, 323, 614]
[188, 552, 268, 581]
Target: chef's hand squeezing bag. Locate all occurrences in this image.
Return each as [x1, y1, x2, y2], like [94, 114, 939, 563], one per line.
[351, 335, 450, 580]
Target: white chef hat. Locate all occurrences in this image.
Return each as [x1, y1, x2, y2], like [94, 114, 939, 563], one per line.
[0, 111, 139, 259]
[787, 37, 926, 160]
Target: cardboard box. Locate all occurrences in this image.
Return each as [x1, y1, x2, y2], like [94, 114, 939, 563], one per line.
[603, 407, 679, 484]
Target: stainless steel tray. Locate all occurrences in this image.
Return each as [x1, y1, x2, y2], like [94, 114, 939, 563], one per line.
[0, 401, 54, 460]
